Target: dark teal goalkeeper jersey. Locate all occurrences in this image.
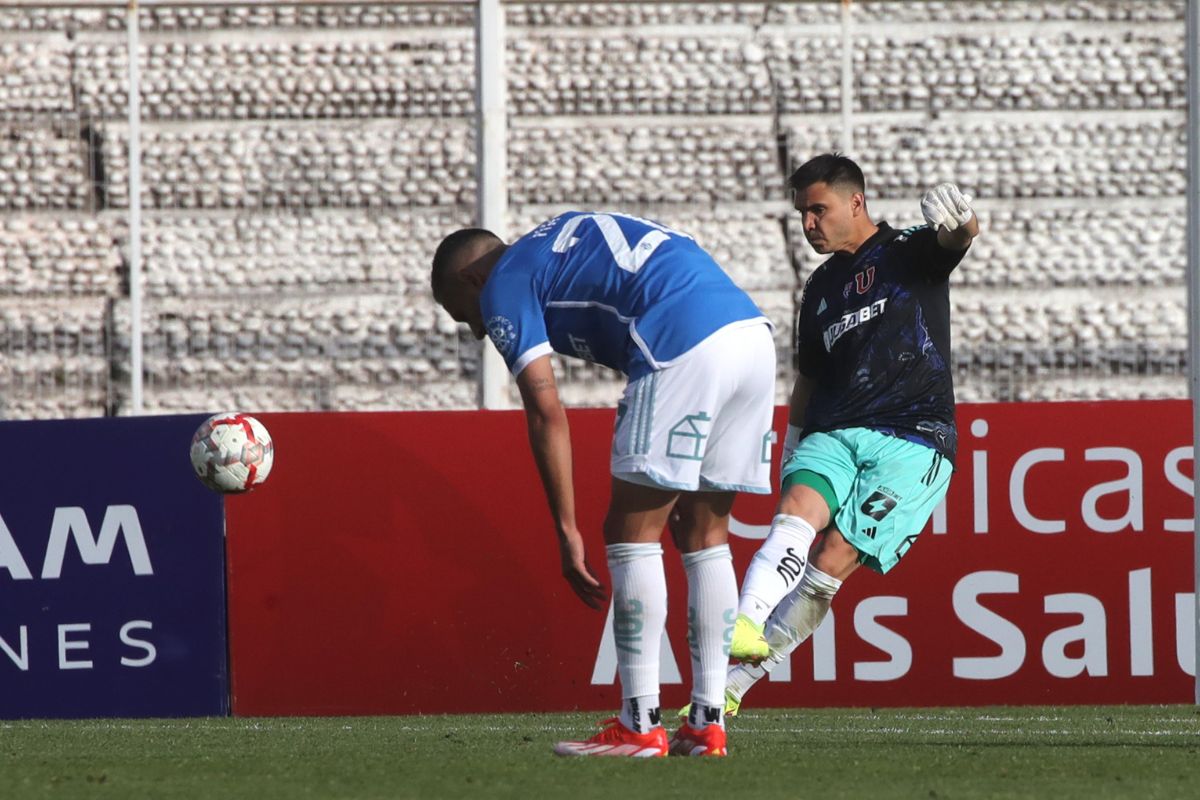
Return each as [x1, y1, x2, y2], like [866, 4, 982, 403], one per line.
[794, 222, 966, 463]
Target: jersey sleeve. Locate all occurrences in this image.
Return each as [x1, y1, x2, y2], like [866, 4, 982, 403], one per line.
[479, 272, 553, 376]
[793, 272, 824, 378]
[899, 226, 969, 282]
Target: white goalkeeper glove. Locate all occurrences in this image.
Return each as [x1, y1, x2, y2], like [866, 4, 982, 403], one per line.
[780, 423, 803, 470]
[920, 183, 974, 232]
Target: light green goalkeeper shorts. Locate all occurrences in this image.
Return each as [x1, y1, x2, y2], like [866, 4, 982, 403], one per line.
[781, 427, 952, 574]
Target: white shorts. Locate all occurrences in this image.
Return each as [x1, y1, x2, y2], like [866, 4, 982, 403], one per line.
[611, 321, 776, 494]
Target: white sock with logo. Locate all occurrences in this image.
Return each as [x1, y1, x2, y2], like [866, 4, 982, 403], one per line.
[737, 514, 817, 626]
[607, 541, 667, 733]
[681, 544, 737, 729]
[727, 565, 843, 702]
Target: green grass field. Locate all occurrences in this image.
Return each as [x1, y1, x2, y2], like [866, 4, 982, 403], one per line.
[3, 706, 1198, 800]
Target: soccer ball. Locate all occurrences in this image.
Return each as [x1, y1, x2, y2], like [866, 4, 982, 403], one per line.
[189, 412, 274, 494]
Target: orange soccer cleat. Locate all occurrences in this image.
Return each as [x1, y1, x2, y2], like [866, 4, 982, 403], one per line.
[668, 722, 728, 757]
[553, 717, 669, 758]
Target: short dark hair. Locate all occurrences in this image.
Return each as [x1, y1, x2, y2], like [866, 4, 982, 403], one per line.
[430, 227, 500, 299]
[788, 153, 866, 195]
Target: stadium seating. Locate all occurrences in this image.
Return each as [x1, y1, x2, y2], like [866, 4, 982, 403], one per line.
[788, 206, 1187, 288]
[0, 1, 1183, 34]
[137, 210, 468, 296]
[787, 117, 1185, 199]
[0, 215, 122, 296]
[100, 121, 476, 210]
[508, 36, 774, 115]
[0, 0, 1189, 417]
[0, 123, 93, 211]
[0, 300, 109, 419]
[0, 3, 475, 32]
[107, 296, 477, 412]
[0, 42, 73, 114]
[851, 33, 1182, 113]
[74, 40, 477, 121]
[510, 123, 779, 204]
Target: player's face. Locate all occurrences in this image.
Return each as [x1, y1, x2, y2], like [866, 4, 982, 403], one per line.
[436, 238, 498, 340]
[794, 182, 861, 254]
[438, 283, 485, 340]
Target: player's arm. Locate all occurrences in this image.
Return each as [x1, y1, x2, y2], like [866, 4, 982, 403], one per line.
[789, 372, 815, 428]
[920, 182, 980, 251]
[516, 354, 607, 610]
[783, 274, 821, 464]
[780, 372, 815, 467]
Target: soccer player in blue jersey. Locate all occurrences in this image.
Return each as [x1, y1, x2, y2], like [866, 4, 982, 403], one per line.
[431, 212, 776, 757]
[721, 154, 979, 711]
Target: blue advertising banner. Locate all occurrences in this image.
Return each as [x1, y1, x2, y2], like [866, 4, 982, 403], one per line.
[0, 415, 228, 718]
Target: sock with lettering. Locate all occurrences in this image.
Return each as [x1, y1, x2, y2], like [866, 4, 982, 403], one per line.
[682, 544, 737, 729]
[737, 515, 817, 626]
[607, 541, 667, 733]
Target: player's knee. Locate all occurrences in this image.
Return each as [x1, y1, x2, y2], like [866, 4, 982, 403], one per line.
[810, 529, 860, 579]
[777, 483, 832, 531]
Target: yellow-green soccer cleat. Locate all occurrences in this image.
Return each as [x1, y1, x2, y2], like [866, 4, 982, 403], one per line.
[729, 613, 769, 665]
[678, 691, 743, 720]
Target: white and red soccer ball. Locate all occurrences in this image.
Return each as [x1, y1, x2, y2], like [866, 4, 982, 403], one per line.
[189, 412, 274, 493]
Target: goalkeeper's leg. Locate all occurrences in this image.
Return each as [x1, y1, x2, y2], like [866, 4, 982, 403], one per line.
[727, 532, 854, 705]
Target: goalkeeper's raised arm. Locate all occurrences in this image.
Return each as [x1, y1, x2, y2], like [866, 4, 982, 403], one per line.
[921, 181, 980, 251]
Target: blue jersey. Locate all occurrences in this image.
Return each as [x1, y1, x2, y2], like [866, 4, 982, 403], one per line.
[480, 211, 769, 379]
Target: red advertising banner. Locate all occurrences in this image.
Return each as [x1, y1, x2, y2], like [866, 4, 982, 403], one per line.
[225, 401, 1195, 715]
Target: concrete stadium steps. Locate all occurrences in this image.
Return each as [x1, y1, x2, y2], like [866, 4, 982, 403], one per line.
[508, 119, 780, 205]
[0, 214, 123, 297]
[785, 114, 1185, 201]
[0, 120, 95, 211]
[787, 202, 1186, 289]
[98, 119, 476, 210]
[73, 38, 477, 121]
[108, 295, 473, 389]
[134, 209, 471, 297]
[0, 298, 110, 420]
[48, 24, 1184, 120]
[0, 41, 73, 115]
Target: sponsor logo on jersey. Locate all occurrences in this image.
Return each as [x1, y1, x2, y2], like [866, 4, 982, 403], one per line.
[822, 298, 887, 351]
[568, 333, 594, 361]
[486, 316, 517, 356]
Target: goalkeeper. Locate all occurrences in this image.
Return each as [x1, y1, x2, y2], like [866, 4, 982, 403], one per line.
[722, 153, 979, 710]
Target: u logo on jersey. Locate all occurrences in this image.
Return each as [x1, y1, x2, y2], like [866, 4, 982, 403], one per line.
[854, 266, 876, 295]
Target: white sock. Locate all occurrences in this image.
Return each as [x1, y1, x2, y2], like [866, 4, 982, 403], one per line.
[681, 544, 736, 729]
[727, 566, 842, 702]
[726, 661, 767, 701]
[737, 514, 817, 626]
[607, 542, 667, 733]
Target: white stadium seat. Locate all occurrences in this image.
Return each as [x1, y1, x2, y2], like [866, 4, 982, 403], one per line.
[0, 1, 1188, 416]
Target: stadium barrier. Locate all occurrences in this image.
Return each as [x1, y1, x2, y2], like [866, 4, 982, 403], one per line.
[1, 401, 1192, 718]
[224, 401, 1195, 715]
[0, 414, 229, 719]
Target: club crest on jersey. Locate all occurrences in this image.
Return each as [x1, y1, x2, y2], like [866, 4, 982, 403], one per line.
[486, 316, 517, 356]
[854, 266, 876, 294]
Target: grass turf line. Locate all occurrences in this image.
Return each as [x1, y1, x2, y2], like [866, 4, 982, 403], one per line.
[2, 705, 1198, 800]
